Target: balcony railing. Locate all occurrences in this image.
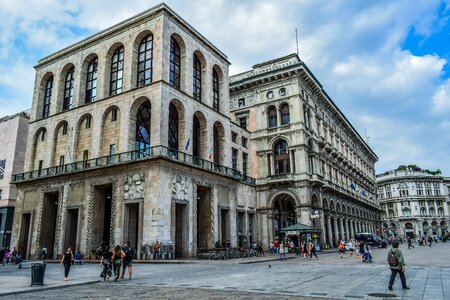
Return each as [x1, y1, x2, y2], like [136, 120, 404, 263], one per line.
[12, 145, 256, 185]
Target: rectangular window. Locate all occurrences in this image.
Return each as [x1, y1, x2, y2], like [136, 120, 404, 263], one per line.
[62, 123, 68, 135]
[238, 117, 247, 129]
[111, 108, 117, 122]
[110, 144, 116, 155]
[38, 160, 43, 170]
[242, 153, 248, 175]
[59, 155, 65, 166]
[0, 159, 5, 179]
[85, 116, 91, 129]
[232, 148, 238, 170]
[231, 132, 238, 143]
[267, 154, 271, 176]
[0, 189, 2, 200]
[242, 137, 248, 148]
[238, 98, 245, 107]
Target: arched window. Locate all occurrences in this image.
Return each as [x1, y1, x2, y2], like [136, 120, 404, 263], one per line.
[193, 115, 200, 157]
[280, 103, 290, 125]
[420, 207, 426, 216]
[429, 207, 436, 216]
[42, 76, 53, 117]
[268, 106, 277, 128]
[135, 102, 151, 157]
[169, 37, 180, 88]
[110, 46, 124, 95]
[213, 69, 219, 111]
[438, 207, 444, 216]
[63, 67, 74, 111]
[213, 125, 220, 164]
[193, 54, 201, 101]
[168, 103, 179, 150]
[85, 57, 98, 103]
[137, 35, 153, 86]
[274, 140, 290, 175]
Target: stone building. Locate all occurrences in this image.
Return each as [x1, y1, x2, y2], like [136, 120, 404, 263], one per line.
[377, 167, 449, 238]
[0, 111, 29, 249]
[11, 3, 380, 259]
[11, 3, 255, 259]
[229, 54, 380, 247]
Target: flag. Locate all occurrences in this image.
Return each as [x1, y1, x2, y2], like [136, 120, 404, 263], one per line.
[208, 147, 214, 160]
[350, 182, 356, 190]
[184, 138, 190, 151]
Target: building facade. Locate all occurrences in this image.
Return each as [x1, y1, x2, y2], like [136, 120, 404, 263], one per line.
[377, 169, 449, 238]
[11, 4, 380, 259]
[229, 55, 380, 247]
[0, 111, 29, 249]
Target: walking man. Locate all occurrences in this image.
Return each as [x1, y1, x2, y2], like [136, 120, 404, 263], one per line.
[121, 241, 134, 280]
[279, 242, 286, 261]
[388, 239, 409, 291]
[407, 237, 414, 249]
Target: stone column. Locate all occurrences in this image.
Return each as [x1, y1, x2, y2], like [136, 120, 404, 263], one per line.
[333, 216, 339, 246]
[320, 212, 326, 246]
[339, 217, 345, 241]
[326, 215, 333, 247]
[357, 221, 361, 233]
[344, 218, 350, 240]
[349, 219, 354, 240]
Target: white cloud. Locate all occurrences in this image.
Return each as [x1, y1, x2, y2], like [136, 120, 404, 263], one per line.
[432, 79, 450, 114]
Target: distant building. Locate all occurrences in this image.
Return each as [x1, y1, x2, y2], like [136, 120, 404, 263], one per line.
[0, 111, 30, 249]
[377, 167, 449, 238]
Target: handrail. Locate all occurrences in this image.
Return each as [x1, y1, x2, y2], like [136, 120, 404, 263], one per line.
[12, 145, 256, 185]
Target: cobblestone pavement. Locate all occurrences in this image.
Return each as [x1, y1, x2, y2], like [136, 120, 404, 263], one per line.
[1, 241, 449, 300]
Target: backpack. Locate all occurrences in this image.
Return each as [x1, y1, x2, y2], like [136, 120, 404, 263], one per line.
[125, 246, 135, 258]
[387, 250, 398, 266]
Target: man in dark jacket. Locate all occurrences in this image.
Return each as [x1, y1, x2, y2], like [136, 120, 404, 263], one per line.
[388, 239, 409, 290]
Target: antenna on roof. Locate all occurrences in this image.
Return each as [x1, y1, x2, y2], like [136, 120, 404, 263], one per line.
[295, 28, 299, 56]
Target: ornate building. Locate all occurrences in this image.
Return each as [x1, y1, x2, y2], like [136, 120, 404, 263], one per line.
[377, 168, 449, 237]
[229, 54, 380, 247]
[0, 111, 29, 249]
[11, 4, 380, 259]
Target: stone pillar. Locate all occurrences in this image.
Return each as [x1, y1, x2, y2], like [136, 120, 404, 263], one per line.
[350, 219, 354, 240]
[299, 207, 311, 226]
[320, 212, 326, 246]
[326, 215, 333, 247]
[357, 221, 361, 233]
[339, 217, 345, 241]
[344, 218, 350, 240]
[333, 216, 339, 245]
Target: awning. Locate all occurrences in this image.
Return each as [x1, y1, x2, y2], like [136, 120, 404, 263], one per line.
[277, 223, 322, 235]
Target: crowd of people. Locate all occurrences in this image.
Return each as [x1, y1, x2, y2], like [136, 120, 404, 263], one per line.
[0, 247, 21, 265]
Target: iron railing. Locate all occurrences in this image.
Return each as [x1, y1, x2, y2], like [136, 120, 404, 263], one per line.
[12, 145, 256, 185]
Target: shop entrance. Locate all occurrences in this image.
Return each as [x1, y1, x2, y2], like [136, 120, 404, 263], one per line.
[175, 203, 187, 258]
[92, 185, 112, 247]
[18, 213, 31, 259]
[64, 208, 79, 251]
[123, 203, 139, 251]
[40, 192, 59, 259]
[197, 186, 212, 249]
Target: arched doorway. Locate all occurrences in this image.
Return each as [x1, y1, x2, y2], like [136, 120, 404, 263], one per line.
[404, 222, 414, 238]
[272, 194, 296, 234]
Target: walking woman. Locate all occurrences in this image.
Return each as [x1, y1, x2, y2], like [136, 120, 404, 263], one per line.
[112, 245, 124, 281]
[60, 247, 74, 281]
[309, 240, 319, 260]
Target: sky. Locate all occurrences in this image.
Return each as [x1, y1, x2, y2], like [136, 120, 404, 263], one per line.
[0, 0, 449, 175]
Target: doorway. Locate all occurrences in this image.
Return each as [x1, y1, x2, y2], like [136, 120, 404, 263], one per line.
[64, 208, 79, 251]
[40, 192, 59, 258]
[175, 203, 187, 258]
[220, 208, 229, 244]
[18, 213, 31, 259]
[123, 203, 139, 251]
[197, 186, 212, 249]
[92, 185, 112, 247]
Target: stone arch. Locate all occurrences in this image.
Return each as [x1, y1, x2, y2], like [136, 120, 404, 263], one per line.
[57, 63, 75, 112]
[329, 199, 336, 213]
[36, 71, 54, 120]
[192, 110, 207, 158]
[272, 192, 297, 231]
[322, 197, 329, 212]
[104, 42, 125, 96]
[132, 30, 154, 88]
[75, 113, 94, 162]
[168, 99, 186, 152]
[170, 33, 187, 90]
[268, 135, 290, 149]
[100, 105, 121, 156]
[52, 120, 70, 166]
[80, 53, 99, 104]
[32, 127, 49, 170]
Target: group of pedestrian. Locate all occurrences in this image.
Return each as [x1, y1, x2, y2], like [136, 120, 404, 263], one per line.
[61, 241, 134, 282]
[0, 247, 18, 265]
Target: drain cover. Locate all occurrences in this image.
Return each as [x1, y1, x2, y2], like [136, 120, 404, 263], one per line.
[367, 293, 397, 298]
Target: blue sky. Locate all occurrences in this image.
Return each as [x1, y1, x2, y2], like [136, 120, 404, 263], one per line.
[0, 0, 449, 175]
